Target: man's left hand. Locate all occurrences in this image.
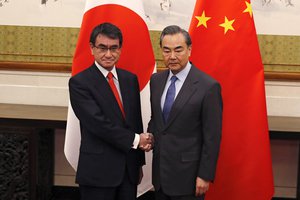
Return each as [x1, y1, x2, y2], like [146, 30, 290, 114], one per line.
[195, 177, 209, 196]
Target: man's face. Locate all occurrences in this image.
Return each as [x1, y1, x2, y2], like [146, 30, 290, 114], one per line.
[161, 33, 191, 74]
[90, 34, 121, 71]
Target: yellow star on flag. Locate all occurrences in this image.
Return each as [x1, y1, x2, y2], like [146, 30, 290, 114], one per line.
[195, 11, 211, 28]
[243, 1, 253, 18]
[219, 16, 235, 34]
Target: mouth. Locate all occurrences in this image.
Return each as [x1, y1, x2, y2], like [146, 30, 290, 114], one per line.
[103, 60, 114, 63]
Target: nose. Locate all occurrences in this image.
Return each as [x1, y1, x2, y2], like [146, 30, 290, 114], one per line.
[170, 51, 177, 59]
[104, 49, 113, 57]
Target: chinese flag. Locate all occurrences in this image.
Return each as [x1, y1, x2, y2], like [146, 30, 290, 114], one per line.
[64, 0, 155, 196]
[189, 0, 274, 199]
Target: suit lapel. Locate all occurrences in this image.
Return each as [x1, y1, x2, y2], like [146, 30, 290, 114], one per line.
[163, 66, 198, 129]
[117, 69, 130, 121]
[154, 70, 170, 129]
[89, 65, 124, 121]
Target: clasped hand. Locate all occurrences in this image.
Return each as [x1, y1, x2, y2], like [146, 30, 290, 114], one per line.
[139, 133, 154, 152]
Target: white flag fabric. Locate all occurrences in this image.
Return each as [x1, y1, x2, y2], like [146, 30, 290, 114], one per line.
[64, 0, 156, 196]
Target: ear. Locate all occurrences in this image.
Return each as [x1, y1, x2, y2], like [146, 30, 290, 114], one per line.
[188, 45, 192, 56]
[89, 43, 94, 55]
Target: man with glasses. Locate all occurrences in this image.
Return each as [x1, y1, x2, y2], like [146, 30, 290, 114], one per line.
[148, 25, 223, 200]
[69, 23, 153, 200]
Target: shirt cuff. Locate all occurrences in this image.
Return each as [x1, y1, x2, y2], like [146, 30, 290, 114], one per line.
[132, 133, 140, 149]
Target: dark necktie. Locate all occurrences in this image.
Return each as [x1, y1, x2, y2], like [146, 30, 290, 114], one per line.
[107, 72, 125, 118]
[162, 76, 177, 123]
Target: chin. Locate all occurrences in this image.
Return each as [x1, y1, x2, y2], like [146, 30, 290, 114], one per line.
[169, 65, 180, 70]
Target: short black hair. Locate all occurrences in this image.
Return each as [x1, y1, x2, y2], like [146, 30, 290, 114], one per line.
[159, 25, 192, 47]
[89, 23, 123, 47]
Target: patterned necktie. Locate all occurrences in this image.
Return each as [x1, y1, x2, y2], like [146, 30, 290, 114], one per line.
[107, 72, 125, 118]
[162, 76, 177, 123]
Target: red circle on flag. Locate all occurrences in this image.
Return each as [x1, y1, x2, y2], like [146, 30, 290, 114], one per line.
[72, 4, 155, 91]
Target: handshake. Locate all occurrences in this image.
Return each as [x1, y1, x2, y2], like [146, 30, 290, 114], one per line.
[139, 133, 154, 152]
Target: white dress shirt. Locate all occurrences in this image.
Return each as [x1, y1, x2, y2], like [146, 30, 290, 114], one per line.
[161, 62, 191, 110]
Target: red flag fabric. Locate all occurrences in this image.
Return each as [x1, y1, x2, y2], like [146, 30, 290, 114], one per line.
[189, 0, 274, 199]
[64, 0, 155, 196]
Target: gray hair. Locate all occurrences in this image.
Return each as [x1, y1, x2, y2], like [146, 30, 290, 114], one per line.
[159, 25, 192, 47]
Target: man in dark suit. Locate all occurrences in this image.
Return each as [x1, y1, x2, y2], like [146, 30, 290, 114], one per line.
[148, 25, 223, 200]
[69, 23, 153, 200]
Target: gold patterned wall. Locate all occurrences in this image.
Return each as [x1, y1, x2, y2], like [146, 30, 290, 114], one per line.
[0, 25, 300, 77]
[257, 35, 300, 73]
[0, 26, 78, 63]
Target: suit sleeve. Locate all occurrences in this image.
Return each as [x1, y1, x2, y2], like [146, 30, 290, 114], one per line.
[198, 83, 222, 181]
[133, 75, 146, 166]
[69, 76, 135, 153]
[147, 77, 155, 133]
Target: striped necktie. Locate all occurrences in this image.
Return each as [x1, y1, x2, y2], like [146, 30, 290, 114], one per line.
[107, 72, 125, 118]
[162, 76, 177, 123]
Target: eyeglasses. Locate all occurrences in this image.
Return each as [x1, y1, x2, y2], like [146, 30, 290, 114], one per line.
[93, 45, 120, 54]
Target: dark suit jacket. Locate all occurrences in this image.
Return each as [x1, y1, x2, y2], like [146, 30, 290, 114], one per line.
[148, 65, 222, 196]
[69, 64, 144, 187]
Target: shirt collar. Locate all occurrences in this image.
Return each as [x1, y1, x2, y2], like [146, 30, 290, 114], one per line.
[95, 61, 119, 80]
[168, 62, 191, 82]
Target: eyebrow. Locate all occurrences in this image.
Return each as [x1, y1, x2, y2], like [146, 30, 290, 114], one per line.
[96, 44, 119, 47]
[163, 45, 184, 50]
